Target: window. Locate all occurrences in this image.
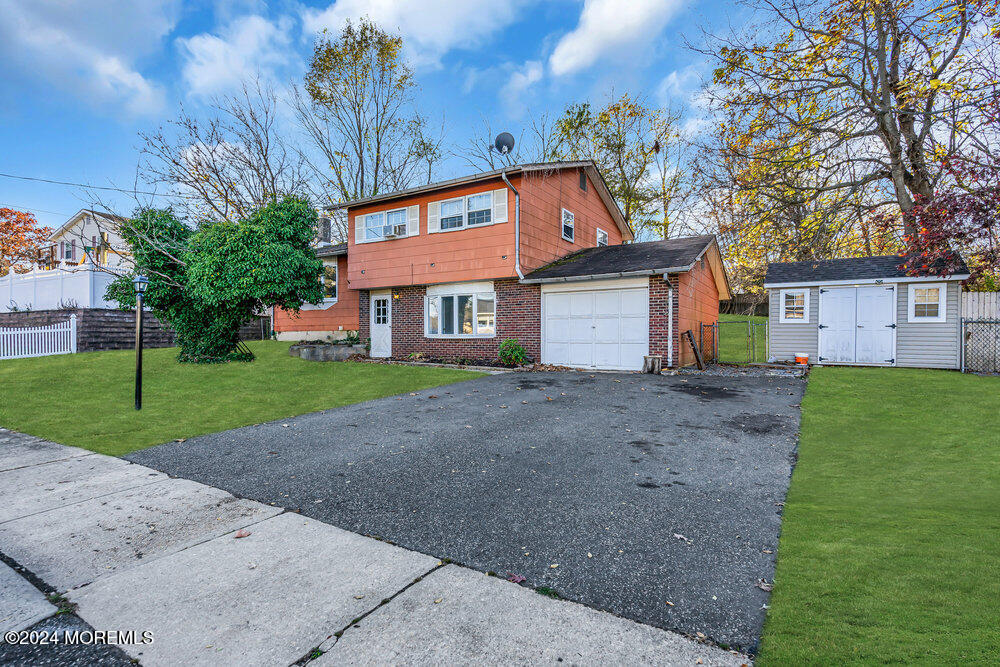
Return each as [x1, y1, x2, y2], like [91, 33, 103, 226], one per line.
[779, 289, 810, 323]
[579, 169, 587, 191]
[439, 193, 492, 231]
[596, 228, 608, 247]
[908, 282, 946, 322]
[374, 298, 389, 325]
[321, 263, 337, 301]
[363, 208, 407, 241]
[426, 291, 496, 337]
[561, 208, 575, 242]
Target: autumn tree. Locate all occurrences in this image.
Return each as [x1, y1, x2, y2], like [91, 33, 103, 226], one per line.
[140, 78, 312, 223]
[706, 0, 1000, 236]
[0, 208, 52, 273]
[295, 18, 442, 206]
[552, 94, 687, 239]
[458, 113, 561, 172]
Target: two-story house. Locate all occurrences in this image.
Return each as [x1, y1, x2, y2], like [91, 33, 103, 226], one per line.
[273, 160, 730, 370]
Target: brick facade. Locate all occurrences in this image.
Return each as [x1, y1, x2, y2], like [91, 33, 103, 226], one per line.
[648, 275, 680, 366]
[358, 279, 541, 363]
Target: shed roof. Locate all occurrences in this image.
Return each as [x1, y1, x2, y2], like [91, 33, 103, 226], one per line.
[765, 254, 970, 286]
[315, 242, 347, 258]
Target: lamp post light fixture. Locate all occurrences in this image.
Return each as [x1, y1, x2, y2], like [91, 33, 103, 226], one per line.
[133, 275, 149, 411]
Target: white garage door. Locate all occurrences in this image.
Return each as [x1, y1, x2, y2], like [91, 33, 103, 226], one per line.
[542, 282, 649, 371]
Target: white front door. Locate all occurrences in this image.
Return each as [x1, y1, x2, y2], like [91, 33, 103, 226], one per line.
[543, 284, 648, 371]
[818, 285, 895, 365]
[370, 293, 391, 358]
[855, 285, 895, 365]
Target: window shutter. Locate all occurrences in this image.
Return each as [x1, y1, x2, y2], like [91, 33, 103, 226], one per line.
[428, 202, 441, 233]
[71, 240, 76, 260]
[493, 189, 508, 223]
[354, 215, 365, 244]
[407, 205, 419, 236]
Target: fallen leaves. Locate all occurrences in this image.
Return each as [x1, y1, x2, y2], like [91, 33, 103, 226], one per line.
[757, 579, 774, 592]
[506, 573, 526, 583]
[234, 529, 251, 539]
[673, 533, 692, 544]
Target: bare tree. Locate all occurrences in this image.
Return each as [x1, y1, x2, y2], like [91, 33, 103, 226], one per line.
[139, 77, 311, 223]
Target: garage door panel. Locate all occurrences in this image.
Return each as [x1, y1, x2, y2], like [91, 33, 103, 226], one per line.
[620, 289, 646, 315]
[543, 285, 648, 371]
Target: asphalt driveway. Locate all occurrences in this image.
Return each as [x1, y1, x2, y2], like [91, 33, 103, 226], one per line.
[129, 370, 804, 652]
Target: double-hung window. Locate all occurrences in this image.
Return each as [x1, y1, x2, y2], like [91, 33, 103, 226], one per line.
[561, 208, 575, 242]
[908, 283, 946, 322]
[363, 208, 407, 240]
[439, 193, 493, 231]
[779, 289, 809, 323]
[426, 291, 496, 337]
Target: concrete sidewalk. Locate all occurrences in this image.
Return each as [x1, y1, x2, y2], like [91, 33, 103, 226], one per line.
[0, 429, 748, 666]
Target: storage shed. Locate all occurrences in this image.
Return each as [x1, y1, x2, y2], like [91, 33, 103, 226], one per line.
[764, 256, 969, 369]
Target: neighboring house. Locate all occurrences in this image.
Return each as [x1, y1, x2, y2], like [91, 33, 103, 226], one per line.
[288, 160, 730, 370]
[46, 209, 128, 269]
[272, 242, 359, 340]
[764, 255, 971, 368]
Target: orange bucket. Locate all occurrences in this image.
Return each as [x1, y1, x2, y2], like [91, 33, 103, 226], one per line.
[795, 353, 809, 365]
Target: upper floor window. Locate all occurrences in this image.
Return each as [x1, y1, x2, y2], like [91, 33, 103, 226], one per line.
[596, 228, 608, 247]
[561, 208, 575, 242]
[439, 193, 492, 231]
[364, 208, 407, 241]
[908, 283, 946, 322]
[779, 289, 809, 323]
[579, 170, 587, 191]
[322, 263, 338, 301]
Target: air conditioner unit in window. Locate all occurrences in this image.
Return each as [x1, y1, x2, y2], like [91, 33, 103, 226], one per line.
[383, 224, 407, 238]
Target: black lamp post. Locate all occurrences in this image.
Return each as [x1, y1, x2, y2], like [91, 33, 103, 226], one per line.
[133, 275, 149, 411]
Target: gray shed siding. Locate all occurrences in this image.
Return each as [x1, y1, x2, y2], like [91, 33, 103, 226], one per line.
[767, 281, 962, 368]
[895, 281, 961, 369]
[768, 287, 819, 362]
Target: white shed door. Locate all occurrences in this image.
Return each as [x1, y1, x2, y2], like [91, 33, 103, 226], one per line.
[819, 286, 895, 365]
[543, 286, 648, 370]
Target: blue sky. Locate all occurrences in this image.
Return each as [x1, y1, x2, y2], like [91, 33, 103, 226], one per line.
[0, 0, 737, 229]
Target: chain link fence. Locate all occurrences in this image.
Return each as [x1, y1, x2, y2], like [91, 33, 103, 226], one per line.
[962, 319, 1000, 374]
[701, 319, 769, 365]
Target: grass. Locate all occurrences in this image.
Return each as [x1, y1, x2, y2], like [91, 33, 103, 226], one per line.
[0, 341, 483, 456]
[758, 366, 1000, 664]
[716, 313, 768, 364]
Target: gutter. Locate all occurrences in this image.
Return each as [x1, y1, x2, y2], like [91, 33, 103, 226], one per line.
[501, 169, 524, 280]
[519, 264, 695, 285]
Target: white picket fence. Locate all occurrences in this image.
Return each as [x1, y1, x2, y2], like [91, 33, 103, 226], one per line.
[0, 315, 77, 360]
[962, 292, 1000, 319]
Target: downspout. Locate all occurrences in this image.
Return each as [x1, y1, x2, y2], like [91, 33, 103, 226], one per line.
[667, 281, 674, 368]
[501, 170, 524, 280]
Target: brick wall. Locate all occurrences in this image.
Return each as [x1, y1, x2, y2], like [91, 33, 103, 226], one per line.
[357, 280, 541, 363]
[0, 309, 270, 352]
[648, 275, 680, 367]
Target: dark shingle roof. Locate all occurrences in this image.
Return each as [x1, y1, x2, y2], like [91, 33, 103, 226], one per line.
[765, 254, 970, 284]
[523, 235, 715, 282]
[316, 242, 347, 258]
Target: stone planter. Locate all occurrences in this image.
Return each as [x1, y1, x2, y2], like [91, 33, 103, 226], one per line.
[289, 343, 366, 362]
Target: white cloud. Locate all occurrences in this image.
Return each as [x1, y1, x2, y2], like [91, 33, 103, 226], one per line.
[657, 65, 702, 105]
[500, 61, 543, 115]
[549, 0, 683, 77]
[302, 0, 526, 68]
[0, 0, 178, 115]
[178, 15, 294, 98]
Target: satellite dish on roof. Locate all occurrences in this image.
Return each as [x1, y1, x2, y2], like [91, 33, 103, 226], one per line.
[494, 132, 515, 155]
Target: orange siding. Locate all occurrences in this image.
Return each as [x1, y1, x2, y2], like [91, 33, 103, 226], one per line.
[274, 254, 359, 334]
[519, 168, 624, 272]
[347, 176, 519, 290]
[675, 256, 720, 366]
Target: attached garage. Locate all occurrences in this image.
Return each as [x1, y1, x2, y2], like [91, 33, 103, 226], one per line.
[541, 278, 649, 371]
[523, 236, 731, 371]
[766, 255, 970, 369]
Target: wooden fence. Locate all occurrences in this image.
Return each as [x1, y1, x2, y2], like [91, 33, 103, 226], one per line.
[0, 315, 77, 360]
[962, 292, 1000, 319]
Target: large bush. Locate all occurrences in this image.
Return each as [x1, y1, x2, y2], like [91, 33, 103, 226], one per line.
[107, 197, 323, 363]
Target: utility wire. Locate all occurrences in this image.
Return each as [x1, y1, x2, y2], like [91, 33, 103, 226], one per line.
[0, 171, 193, 199]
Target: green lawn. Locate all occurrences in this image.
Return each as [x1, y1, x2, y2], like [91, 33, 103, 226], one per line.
[759, 367, 1000, 664]
[0, 341, 483, 456]
[716, 313, 768, 364]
